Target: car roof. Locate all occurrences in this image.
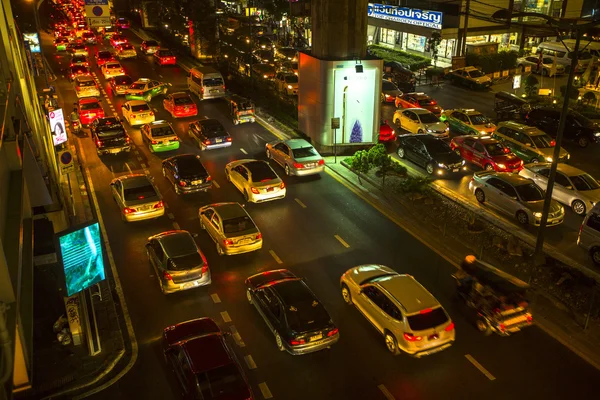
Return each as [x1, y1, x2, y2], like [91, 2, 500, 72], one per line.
[105, 61, 121, 66]
[284, 138, 313, 149]
[134, 78, 151, 83]
[172, 92, 191, 98]
[75, 75, 94, 82]
[375, 275, 441, 315]
[126, 100, 148, 106]
[168, 153, 202, 166]
[270, 279, 314, 306]
[465, 136, 498, 144]
[211, 202, 248, 220]
[118, 174, 154, 188]
[183, 335, 234, 374]
[406, 92, 430, 99]
[499, 121, 545, 135]
[155, 230, 197, 256]
[406, 133, 441, 143]
[491, 172, 532, 186]
[409, 108, 433, 114]
[79, 97, 100, 104]
[532, 162, 586, 176]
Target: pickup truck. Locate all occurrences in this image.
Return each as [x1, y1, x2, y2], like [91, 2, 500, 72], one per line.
[90, 117, 131, 156]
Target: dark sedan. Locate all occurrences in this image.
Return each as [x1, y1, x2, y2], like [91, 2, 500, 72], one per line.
[397, 134, 466, 176]
[525, 106, 600, 148]
[189, 119, 232, 150]
[109, 75, 133, 95]
[162, 154, 212, 194]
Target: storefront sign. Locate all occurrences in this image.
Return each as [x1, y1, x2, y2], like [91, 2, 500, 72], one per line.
[368, 4, 443, 30]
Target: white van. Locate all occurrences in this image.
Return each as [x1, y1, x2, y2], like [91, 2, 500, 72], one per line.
[577, 202, 600, 265]
[535, 40, 592, 71]
[187, 67, 226, 100]
[563, 39, 600, 59]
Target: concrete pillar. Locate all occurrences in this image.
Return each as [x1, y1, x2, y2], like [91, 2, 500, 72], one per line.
[311, 0, 368, 60]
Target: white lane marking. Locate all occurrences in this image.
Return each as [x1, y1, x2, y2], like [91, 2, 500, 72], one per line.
[163, 201, 169, 209]
[269, 250, 283, 264]
[172, 222, 180, 230]
[230, 326, 245, 347]
[106, 99, 112, 105]
[334, 234, 350, 248]
[220, 311, 232, 323]
[378, 384, 395, 400]
[295, 198, 307, 208]
[109, 165, 115, 178]
[258, 383, 273, 399]
[465, 354, 496, 381]
[159, 74, 163, 78]
[240, 148, 248, 154]
[137, 156, 142, 161]
[125, 162, 133, 174]
[244, 355, 257, 370]
[141, 163, 147, 168]
[212, 180, 220, 189]
[210, 293, 221, 303]
[167, 213, 175, 220]
[143, 169, 150, 175]
[134, 150, 139, 155]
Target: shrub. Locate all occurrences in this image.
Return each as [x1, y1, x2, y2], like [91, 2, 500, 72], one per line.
[466, 50, 518, 74]
[560, 85, 579, 100]
[524, 75, 539, 98]
[396, 176, 431, 195]
[368, 44, 431, 71]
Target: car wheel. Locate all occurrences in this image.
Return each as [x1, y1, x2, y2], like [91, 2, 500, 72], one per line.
[484, 164, 494, 171]
[266, 149, 272, 159]
[426, 163, 435, 175]
[246, 289, 253, 304]
[397, 147, 405, 159]
[475, 188, 485, 203]
[591, 247, 600, 265]
[225, 170, 231, 182]
[275, 333, 285, 352]
[532, 158, 539, 164]
[341, 284, 352, 305]
[417, 129, 424, 134]
[243, 190, 249, 202]
[516, 210, 529, 225]
[145, 93, 152, 102]
[578, 136, 590, 148]
[384, 332, 399, 355]
[395, 118, 401, 126]
[572, 199, 586, 216]
[216, 242, 224, 256]
[476, 319, 492, 335]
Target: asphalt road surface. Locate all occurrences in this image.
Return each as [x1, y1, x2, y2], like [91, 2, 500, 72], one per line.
[41, 30, 600, 400]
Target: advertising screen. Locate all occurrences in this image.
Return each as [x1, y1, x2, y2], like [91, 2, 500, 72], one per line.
[48, 108, 68, 146]
[23, 33, 41, 53]
[56, 221, 106, 296]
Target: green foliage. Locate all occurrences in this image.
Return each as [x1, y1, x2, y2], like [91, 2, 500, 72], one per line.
[396, 176, 431, 194]
[347, 150, 371, 176]
[263, 0, 290, 20]
[347, 144, 407, 187]
[465, 50, 518, 74]
[368, 45, 431, 71]
[560, 85, 580, 100]
[583, 91, 597, 104]
[524, 74, 539, 98]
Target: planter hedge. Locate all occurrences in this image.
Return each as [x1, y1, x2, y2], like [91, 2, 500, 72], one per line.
[466, 50, 519, 74]
[368, 44, 431, 71]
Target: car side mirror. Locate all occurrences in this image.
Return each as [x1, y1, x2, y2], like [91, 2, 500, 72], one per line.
[565, 185, 573, 190]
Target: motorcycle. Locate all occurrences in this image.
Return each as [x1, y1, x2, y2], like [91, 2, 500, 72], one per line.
[71, 118, 82, 134]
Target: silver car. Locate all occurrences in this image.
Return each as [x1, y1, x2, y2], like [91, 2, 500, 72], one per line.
[198, 202, 263, 256]
[110, 174, 165, 222]
[225, 159, 286, 203]
[340, 265, 455, 357]
[393, 108, 449, 137]
[146, 230, 211, 294]
[266, 139, 325, 176]
[469, 171, 565, 226]
[519, 163, 600, 216]
[517, 55, 566, 77]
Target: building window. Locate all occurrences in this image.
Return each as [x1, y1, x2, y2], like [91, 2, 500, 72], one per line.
[380, 28, 398, 45]
[405, 34, 426, 52]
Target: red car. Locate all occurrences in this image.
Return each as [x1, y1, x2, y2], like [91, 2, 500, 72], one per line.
[162, 318, 253, 400]
[110, 34, 128, 47]
[116, 17, 130, 29]
[154, 49, 176, 66]
[95, 50, 115, 66]
[379, 119, 396, 142]
[163, 92, 198, 118]
[77, 98, 105, 125]
[395, 92, 443, 117]
[450, 136, 524, 172]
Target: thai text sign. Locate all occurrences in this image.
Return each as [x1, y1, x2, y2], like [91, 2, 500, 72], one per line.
[368, 4, 443, 30]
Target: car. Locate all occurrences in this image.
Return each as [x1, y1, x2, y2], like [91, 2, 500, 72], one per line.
[252, 63, 276, 80]
[447, 66, 492, 89]
[189, 119, 232, 150]
[379, 119, 396, 142]
[394, 92, 442, 117]
[397, 134, 465, 176]
[280, 60, 298, 75]
[493, 121, 570, 163]
[470, 171, 565, 226]
[525, 107, 600, 148]
[275, 47, 298, 61]
[76, 97, 104, 125]
[162, 154, 212, 194]
[146, 230, 211, 294]
[115, 43, 137, 59]
[162, 318, 253, 400]
[95, 50, 115, 66]
[440, 109, 496, 136]
[116, 17, 130, 29]
[253, 49, 275, 65]
[67, 43, 88, 57]
[101, 61, 125, 79]
[154, 48, 176, 65]
[274, 72, 298, 95]
[254, 36, 274, 51]
[578, 204, 600, 265]
[517, 55, 566, 76]
[69, 54, 89, 67]
[73, 75, 100, 98]
[393, 108, 449, 137]
[108, 75, 134, 95]
[90, 117, 131, 156]
[68, 65, 90, 81]
[121, 100, 155, 126]
[266, 138, 325, 176]
[163, 92, 198, 118]
[246, 269, 340, 355]
[140, 40, 159, 55]
[54, 37, 69, 51]
[141, 120, 180, 152]
[340, 265, 455, 356]
[225, 159, 286, 202]
[519, 163, 600, 215]
[198, 202, 263, 256]
[81, 31, 97, 44]
[382, 79, 402, 103]
[100, 26, 119, 40]
[125, 78, 170, 102]
[450, 136, 524, 173]
[110, 174, 165, 222]
[110, 34, 128, 47]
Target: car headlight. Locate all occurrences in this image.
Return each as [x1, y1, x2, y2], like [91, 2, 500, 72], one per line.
[427, 129, 434, 133]
[545, 157, 553, 162]
[534, 212, 542, 218]
[287, 85, 292, 89]
[480, 130, 486, 135]
[497, 163, 506, 169]
[594, 132, 600, 137]
[438, 163, 446, 168]
[461, 160, 466, 165]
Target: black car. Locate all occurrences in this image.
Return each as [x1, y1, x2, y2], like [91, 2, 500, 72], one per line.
[90, 117, 131, 156]
[525, 106, 600, 148]
[396, 134, 465, 176]
[188, 119, 232, 150]
[245, 269, 340, 355]
[162, 154, 212, 194]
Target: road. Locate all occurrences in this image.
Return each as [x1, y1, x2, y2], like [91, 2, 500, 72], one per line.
[381, 80, 598, 268]
[41, 29, 600, 400]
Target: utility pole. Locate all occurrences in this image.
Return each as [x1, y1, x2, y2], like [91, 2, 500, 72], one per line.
[461, 0, 471, 56]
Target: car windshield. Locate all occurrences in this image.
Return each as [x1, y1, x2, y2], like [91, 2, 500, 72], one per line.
[129, 83, 146, 90]
[407, 308, 449, 331]
[123, 184, 156, 201]
[159, 51, 174, 57]
[468, 70, 485, 78]
[542, 57, 554, 64]
[223, 216, 254, 234]
[176, 157, 205, 177]
[247, 162, 277, 182]
[204, 78, 224, 87]
[530, 134, 553, 148]
[150, 126, 174, 137]
[419, 113, 439, 124]
[292, 146, 318, 158]
[97, 128, 125, 138]
[516, 183, 545, 201]
[485, 143, 507, 156]
[284, 75, 298, 83]
[285, 302, 331, 332]
[80, 102, 100, 110]
[570, 174, 600, 191]
[174, 96, 193, 105]
[131, 104, 149, 112]
[470, 114, 489, 125]
[196, 364, 247, 399]
[382, 80, 397, 91]
[106, 64, 120, 69]
[78, 80, 95, 87]
[145, 40, 158, 46]
[98, 52, 112, 59]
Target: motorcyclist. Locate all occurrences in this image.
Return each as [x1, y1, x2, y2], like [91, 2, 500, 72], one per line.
[70, 107, 81, 131]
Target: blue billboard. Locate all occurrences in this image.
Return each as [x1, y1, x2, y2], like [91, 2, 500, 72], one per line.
[368, 3, 443, 30]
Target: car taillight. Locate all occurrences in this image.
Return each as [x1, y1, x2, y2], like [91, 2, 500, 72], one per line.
[96, 140, 103, 147]
[178, 181, 187, 187]
[403, 332, 422, 342]
[206, 176, 212, 181]
[444, 322, 455, 332]
[290, 338, 305, 346]
[318, 159, 325, 166]
[503, 147, 510, 153]
[255, 233, 262, 240]
[430, 100, 437, 105]
[499, 323, 506, 332]
[293, 162, 304, 169]
[76, 85, 80, 90]
[204, 139, 211, 145]
[222, 85, 226, 89]
[120, 69, 124, 73]
[526, 315, 533, 323]
[250, 187, 260, 194]
[280, 182, 285, 189]
[327, 328, 339, 337]
[154, 200, 164, 209]
[125, 137, 130, 143]
[150, 139, 157, 144]
[123, 207, 136, 214]
[223, 239, 233, 246]
[201, 87, 204, 93]
[226, 137, 232, 142]
[550, 140, 556, 147]
[163, 271, 173, 281]
[201, 265, 208, 274]
[149, 111, 154, 116]
[175, 106, 184, 111]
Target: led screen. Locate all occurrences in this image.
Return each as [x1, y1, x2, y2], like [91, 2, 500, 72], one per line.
[57, 221, 105, 296]
[333, 67, 376, 144]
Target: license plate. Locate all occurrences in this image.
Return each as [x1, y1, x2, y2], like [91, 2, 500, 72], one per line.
[162, 140, 169, 145]
[139, 113, 147, 117]
[310, 334, 323, 341]
[191, 180, 202, 185]
[453, 168, 459, 172]
[210, 89, 217, 93]
[110, 148, 121, 154]
[88, 113, 96, 117]
[305, 163, 315, 168]
[267, 187, 274, 192]
[240, 238, 251, 244]
[142, 205, 151, 211]
[215, 138, 222, 143]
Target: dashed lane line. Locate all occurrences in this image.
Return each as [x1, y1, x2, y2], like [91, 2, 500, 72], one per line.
[210, 293, 221, 303]
[465, 354, 496, 381]
[125, 162, 133, 174]
[240, 148, 248, 154]
[294, 198, 307, 208]
[269, 250, 283, 264]
[334, 234, 350, 248]
[258, 382, 273, 399]
[137, 156, 142, 161]
[244, 355, 257, 370]
[167, 213, 175, 220]
[378, 385, 395, 400]
[230, 326, 245, 347]
[212, 180, 220, 189]
[172, 222, 180, 230]
[141, 163, 147, 168]
[220, 311, 232, 323]
[163, 201, 169, 208]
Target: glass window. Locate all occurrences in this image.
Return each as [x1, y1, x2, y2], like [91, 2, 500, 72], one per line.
[470, 114, 490, 125]
[419, 113, 438, 123]
[473, 142, 485, 153]
[515, 183, 545, 201]
[292, 147, 318, 158]
[407, 308, 449, 331]
[529, 134, 554, 148]
[485, 142, 507, 156]
[196, 364, 247, 399]
[554, 173, 572, 188]
[223, 216, 254, 234]
[570, 174, 600, 191]
[587, 213, 600, 232]
[123, 184, 157, 201]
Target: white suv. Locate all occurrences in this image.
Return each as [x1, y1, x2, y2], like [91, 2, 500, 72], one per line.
[74, 76, 100, 98]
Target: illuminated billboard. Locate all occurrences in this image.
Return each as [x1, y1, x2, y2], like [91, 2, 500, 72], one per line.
[56, 221, 106, 296]
[48, 108, 68, 146]
[23, 32, 41, 53]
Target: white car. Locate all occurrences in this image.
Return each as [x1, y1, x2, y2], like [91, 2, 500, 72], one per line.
[519, 163, 600, 216]
[74, 75, 100, 98]
[393, 108, 449, 137]
[115, 43, 137, 59]
[68, 43, 89, 57]
[110, 174, 164, 222]
[101, 61, 125, 79]
[517, 56, 566, 77]
[275, 72, 298, 95]
[225, 159, 286, 203]
[121, 100, 155, 126]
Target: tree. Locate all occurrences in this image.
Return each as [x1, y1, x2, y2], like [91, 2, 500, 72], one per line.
[350, 120, 363, 143]
[187, 0, 218, 57]
[261, 0, 290, 20]
[524, 75, 539, 98]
